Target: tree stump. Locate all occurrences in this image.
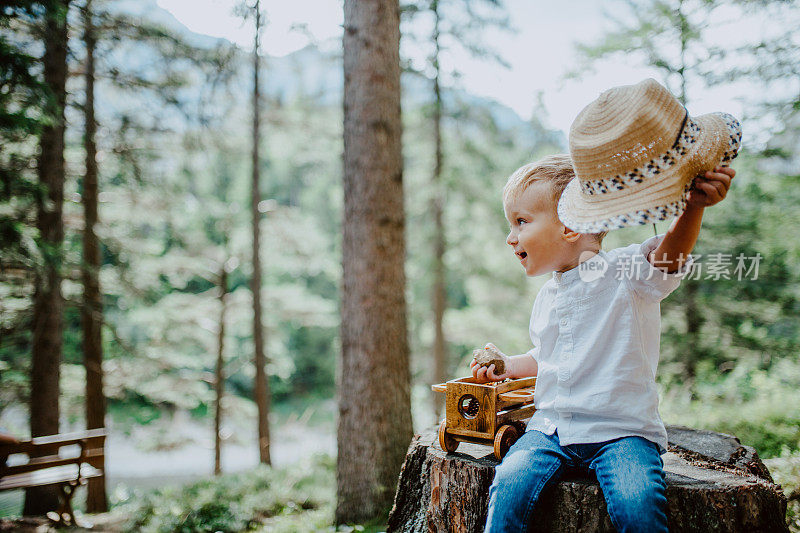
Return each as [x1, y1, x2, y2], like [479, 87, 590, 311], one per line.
[387, 424, 788, 532]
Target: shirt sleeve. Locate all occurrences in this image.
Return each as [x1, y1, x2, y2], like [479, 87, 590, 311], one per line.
[527, 293, 543, 362]
[524, 345, 539, 362]
[623, 233, 695, 302]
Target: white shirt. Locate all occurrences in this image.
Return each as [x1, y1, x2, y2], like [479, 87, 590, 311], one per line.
[525, 233, 693, 454]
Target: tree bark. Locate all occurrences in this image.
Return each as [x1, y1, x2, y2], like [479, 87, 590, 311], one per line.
[25, 0, 70, 516]
[388, 425, 789, 532]
[250, 0, 271, 466]
[214, 266, 227, 476]
[683, 278, 703, 385]
[338, 0, 413, 524]
[430, 0, 447, 424]
[81, 0, 108, 513]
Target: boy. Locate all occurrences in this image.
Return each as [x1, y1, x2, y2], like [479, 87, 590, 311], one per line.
[472, 79, 740, 532]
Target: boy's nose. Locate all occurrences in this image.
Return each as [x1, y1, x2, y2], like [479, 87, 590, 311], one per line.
[506, 231, 517, 246]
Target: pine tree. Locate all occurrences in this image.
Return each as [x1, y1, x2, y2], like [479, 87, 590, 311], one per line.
[214, 263, 228, 476]
[338, 0, 413, 523]
[249, 0, 272, 466]
[79, 0, 107, 512]
[26, 0, 70, 515]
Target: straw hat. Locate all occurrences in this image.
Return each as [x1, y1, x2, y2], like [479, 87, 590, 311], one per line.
[557, 78, 742, 233]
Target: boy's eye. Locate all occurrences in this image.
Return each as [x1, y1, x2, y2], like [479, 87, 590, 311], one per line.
[516, 218, 527, 225]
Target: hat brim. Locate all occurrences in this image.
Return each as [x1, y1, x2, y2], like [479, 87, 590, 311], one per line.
[557, 112, 741, 233]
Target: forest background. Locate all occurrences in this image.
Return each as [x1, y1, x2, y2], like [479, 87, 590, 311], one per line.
[1, 0, 799, 530]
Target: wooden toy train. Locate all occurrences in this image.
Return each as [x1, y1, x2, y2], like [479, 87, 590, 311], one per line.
[432, 376, 536, 459]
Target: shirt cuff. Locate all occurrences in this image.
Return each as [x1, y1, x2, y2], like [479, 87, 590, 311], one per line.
[628, 233, 695, 301]
[640, 233, 695, 278]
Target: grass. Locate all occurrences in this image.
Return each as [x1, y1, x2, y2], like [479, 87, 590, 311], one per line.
[111, 453, 389, 532]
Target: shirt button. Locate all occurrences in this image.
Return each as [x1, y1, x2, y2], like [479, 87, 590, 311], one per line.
[560, 318, 567, 326]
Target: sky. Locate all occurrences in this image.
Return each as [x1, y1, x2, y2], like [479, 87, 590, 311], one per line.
[155, 0, 758, 139]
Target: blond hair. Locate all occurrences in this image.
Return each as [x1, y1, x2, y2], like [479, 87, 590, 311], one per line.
[503, 154, 608, 242]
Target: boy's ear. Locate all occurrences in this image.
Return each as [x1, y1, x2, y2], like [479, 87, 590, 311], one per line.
[561, 225, 582, 243]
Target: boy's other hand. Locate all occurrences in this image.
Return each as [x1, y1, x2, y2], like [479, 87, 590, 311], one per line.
[470, 343, 511, 383]
[687, 166, 735, 207]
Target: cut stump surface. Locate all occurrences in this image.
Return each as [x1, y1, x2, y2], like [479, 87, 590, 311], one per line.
[387, 424, 788, 532]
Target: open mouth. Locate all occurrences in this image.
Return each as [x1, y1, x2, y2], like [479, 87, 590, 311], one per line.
[516, 251, 527, 260]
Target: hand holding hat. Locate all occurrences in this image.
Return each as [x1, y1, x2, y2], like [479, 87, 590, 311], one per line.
[688, 166, 735, 207]
[557, 78, 742, 233]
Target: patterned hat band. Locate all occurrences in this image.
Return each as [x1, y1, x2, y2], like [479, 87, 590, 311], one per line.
[560, 178, 694, 233]
[579, 112, 742, 197]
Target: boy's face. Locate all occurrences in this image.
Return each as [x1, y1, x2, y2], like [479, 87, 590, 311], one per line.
[504, 181, 574, 277]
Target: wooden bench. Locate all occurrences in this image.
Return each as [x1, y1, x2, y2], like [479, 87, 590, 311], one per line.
[0, 429, 106, 526]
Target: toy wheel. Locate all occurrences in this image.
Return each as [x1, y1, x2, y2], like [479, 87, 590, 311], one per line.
[438, 420, 459, 453]
[493, 424, 520, 460]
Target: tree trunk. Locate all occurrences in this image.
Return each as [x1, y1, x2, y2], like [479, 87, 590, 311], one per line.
[214, 266, 227, 476]
[250, 0, 271, 466]
[430, 0, 447, 424]
[388, 425, 788, 532]
[25, 0, 70, 516]
[81, 0, 107, 513]
[683, 278, 703, 385]
[338, 0, 413, 524]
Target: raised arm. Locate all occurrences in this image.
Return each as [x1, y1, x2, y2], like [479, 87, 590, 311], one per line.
[648, 166, 735, 273]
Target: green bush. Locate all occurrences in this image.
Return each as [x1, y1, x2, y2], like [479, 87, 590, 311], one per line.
[117, 454, 334, 532]
[660, 356, 800, 458]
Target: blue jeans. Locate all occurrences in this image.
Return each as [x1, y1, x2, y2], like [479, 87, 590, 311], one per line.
[485, 429, 667, 533]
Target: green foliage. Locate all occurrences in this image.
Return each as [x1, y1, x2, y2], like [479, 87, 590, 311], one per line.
[570, 0, 727, 101]
[401, 0, 513, 76]
[0, 2, 49, 423]
[117, 454, 335, 533]
[107, 395, 162, 428]
[2, 12, 798, 527]
[660, 355, 800, 458]
[655, 150, 800, 390]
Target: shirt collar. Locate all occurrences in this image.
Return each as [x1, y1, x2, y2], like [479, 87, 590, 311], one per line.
[552, 266, 580, 285]
[552, 250, 605, 286]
